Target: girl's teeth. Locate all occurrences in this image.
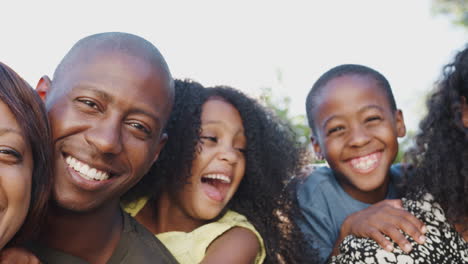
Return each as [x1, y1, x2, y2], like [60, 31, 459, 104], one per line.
[203, 174, 231, 183]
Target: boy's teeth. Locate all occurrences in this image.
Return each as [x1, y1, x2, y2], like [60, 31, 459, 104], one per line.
[350, 153, 378, 171]
[65, 156, 109, 181]
[203, 174, 231, 184]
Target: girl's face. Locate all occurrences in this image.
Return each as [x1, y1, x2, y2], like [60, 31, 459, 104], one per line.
[0, 100, 33, 248]
[173, 98, 246, 224]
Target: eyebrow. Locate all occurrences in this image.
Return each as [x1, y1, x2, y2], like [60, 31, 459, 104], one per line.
[75, 86, 113, 103]
[358, 104, 385, 114]
[203, 120, 223, 125]
[0, 128, 23, 137]
[130, 109, 162, 127]
[321, 104, 385, 130]
[202, 120, 245, 134]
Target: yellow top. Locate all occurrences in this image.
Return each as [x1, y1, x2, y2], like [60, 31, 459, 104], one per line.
[124, 197, 266, 264]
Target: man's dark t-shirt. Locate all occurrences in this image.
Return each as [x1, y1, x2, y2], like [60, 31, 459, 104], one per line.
[30, 211, 178, 264]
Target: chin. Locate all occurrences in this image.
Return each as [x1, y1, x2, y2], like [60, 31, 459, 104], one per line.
[199, 207, 225, 221]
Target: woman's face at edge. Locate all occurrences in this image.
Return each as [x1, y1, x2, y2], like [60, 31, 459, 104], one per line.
[0, 99, 33, 248]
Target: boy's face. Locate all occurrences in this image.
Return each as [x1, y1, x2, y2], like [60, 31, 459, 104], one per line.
[42, 51, 171, 212]
[311, 75, 405, 203]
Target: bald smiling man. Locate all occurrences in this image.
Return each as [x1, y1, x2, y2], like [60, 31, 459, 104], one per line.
[28, 32, 177, 264]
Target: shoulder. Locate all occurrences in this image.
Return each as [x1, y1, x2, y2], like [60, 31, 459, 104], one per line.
[28, 242, 90, 264]
[189, 210, 265, 264]
[217, 211, 262, 243]
[402, 193, 443, 220]
[297, 166, 344, 213]
[202, 226, 261, 264]
[114, 212, 178, 264]
[122, 196, 149, 217]
[331, 193, 468, 264]
[389, 163, 412, 184]
[297, 166, 335, 198]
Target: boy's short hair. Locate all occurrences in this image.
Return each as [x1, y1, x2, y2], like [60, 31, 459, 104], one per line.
[306, 64, 397, 134]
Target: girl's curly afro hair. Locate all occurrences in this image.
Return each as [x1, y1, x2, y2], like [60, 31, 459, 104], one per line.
[125, 79, 317, 263]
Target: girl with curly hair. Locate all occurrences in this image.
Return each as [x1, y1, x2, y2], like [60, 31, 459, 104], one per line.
[331, 46, 468, 263]
[124, 79, 316, 263]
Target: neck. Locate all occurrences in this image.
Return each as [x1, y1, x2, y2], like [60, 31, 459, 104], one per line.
[337, 174, 390, 204]
[135, 192, 206, 234]
[41, 199, 123, 264]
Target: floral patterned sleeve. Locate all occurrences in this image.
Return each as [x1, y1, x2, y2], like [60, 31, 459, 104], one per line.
[329, 193, 468, 264]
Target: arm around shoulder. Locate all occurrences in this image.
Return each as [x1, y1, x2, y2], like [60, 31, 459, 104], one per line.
[201, 227, 260, 264]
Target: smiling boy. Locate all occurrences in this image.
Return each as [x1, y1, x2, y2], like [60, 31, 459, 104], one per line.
[28, 32, 178, 264]
[298, 64, 426, 263]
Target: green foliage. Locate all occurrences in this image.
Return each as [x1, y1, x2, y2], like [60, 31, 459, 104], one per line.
[432, 0, 468, 28]
[259, 87, 311, 149]
[394, 130, 416, 163]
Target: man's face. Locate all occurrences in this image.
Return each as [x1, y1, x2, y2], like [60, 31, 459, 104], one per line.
[44, 52, 171, 212]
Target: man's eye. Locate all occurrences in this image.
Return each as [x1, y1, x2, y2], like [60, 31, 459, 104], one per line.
[77, 99, 99, 109]
[129, 122, 150, 134]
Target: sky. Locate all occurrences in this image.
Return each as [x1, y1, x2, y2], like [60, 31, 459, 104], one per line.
[1, 0, 467, 134]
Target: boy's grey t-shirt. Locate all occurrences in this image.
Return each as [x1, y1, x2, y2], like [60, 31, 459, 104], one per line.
[297, 164, 404, 263]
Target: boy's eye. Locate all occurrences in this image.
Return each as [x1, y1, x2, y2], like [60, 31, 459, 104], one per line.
[365, 116, 382, 123]
[327, 126, 345, 136]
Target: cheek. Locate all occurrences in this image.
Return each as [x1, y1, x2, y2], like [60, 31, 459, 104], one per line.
[48, 104, 80, 140]
[190, 149, 208, 176]
[233, 158, 246, 186]
[0, 167, 32, 216]
[376, 125, 399, 145]
[128, 140, 163, 180]
[323, 139, 340, 157]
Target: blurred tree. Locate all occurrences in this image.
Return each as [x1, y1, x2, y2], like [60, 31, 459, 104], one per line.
[394, 130, 416, 163]
[259, 86, 311, 149]
[432, 0, 468, 28]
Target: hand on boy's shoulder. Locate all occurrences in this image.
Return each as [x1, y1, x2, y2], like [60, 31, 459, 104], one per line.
[336, 199, 427, 255]
[0, 247, 41, 264]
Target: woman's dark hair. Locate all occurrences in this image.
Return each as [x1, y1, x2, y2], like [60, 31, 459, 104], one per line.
[0, 62, 53, 246]
[405, 45, 468, 230]
[126, 79, 317, 263]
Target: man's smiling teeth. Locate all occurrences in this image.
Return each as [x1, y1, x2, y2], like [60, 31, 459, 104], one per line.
[203, 174, 231, 184]
[65, 156, 109, 181]
[350, 152, 379, 171]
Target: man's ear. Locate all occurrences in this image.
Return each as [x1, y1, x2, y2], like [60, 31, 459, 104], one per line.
[151, 132, 168, 164]
[461, 97, 468, 128]
[311, 135, 324, 160]
[395, 109, 406, 138]
[36, 76, 52, 102]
